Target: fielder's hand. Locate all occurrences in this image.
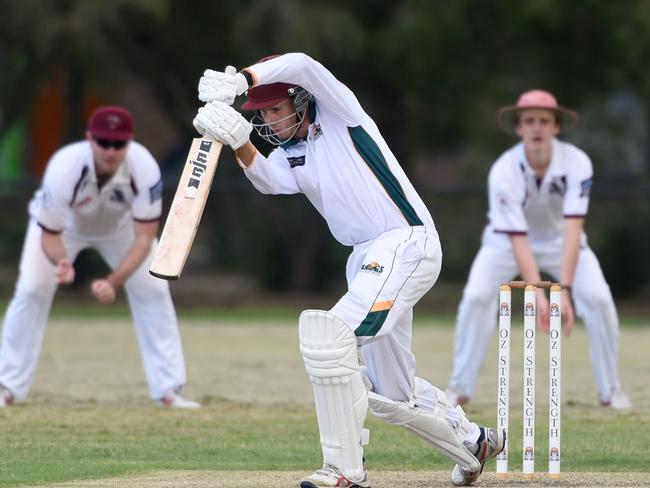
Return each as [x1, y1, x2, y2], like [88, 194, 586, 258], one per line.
[55, 258, 75, 284]
[198, 66, 249, 105]
[193, 101, 252, 150]
[91, 279, 116, 304]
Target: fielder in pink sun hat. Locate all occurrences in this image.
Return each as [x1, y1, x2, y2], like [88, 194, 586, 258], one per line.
[444, 86, 632, 416]
[497, 89, 578, 135]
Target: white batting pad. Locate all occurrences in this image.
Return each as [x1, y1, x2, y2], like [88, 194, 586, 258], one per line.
[299, 310, 368, 481]
[368, 389, 480, 471]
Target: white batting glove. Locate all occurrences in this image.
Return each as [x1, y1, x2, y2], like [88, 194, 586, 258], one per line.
[193, 101, 253, 150]
[198, 66, 249, 105]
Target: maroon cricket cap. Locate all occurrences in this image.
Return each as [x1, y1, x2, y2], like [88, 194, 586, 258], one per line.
[241, 82, 298, 111]
[88, 106, 134, 140]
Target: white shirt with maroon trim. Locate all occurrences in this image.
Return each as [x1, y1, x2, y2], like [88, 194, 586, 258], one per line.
[240, 53, 435, 247]
[483, 138, 592, 252]
[30, 140, 163, 237]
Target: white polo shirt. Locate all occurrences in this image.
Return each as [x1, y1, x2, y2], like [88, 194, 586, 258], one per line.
[241, 53, 435, 247]
[483, 139, 593, 252]
[30, 140, 163, 237]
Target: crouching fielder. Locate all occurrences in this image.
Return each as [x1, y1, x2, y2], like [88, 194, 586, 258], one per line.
[0, 106, 198, 409]
[193, 53, 504, 487]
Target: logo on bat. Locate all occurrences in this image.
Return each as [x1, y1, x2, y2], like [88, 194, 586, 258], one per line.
[185, 140, 213, 198]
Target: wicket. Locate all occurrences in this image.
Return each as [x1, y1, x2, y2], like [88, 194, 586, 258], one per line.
[496, 281, 562, 479]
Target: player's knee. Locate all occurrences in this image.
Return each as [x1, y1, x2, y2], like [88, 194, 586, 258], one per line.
[125, 276, 170, 300]
[15, 277, 55, 300]
[577, 286, 614, 312]
[460, 286, 494, 308]
[299, 310, 358, 378]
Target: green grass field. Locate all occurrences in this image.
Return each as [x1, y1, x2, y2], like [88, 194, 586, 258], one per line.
[1, 314, 648, 487]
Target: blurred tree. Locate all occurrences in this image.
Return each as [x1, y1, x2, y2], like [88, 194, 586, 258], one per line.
[1, 0, 649, 296]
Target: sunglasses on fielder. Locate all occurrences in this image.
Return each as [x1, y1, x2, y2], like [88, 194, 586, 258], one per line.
[94, 138, 129, 150]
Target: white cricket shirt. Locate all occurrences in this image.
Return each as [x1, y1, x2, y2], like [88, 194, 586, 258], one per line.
[30, 140, 163, 237]
[483, 139, 593, 252]
[241, 53, 435, 247]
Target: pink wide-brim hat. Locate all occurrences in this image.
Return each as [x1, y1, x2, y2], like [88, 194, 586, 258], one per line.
[497, 89, 578, 135]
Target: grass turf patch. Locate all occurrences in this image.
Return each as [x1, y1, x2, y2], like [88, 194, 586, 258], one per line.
[1, 400, 646, 487]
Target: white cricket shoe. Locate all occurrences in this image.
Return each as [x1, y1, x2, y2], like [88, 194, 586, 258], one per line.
[300, 465, 370, 488]
[0, 384, 13, 407]
[156, 387, 201, 409]
[445, 386, 470, 408]
[602, 387, 632, 410]
[451, 427, 506, 486]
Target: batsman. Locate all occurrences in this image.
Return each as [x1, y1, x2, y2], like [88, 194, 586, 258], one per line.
[192, 52, 504, 487]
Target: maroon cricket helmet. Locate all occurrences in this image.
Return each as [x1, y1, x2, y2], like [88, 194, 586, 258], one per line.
[241, 55, 301, 111]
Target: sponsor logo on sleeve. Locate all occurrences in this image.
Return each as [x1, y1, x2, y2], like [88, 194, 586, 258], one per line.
[580, 177, 592, 198]
[41, 188, 51, 208]
[149, 178, 163, 203]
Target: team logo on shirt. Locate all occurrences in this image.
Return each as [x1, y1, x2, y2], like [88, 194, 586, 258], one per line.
[309, 123, 322, 141]
[548, 176, 567, 196]
[580, 177, 592, 197]
[361, 261, 384, 274]
[110, 189, 126, 204]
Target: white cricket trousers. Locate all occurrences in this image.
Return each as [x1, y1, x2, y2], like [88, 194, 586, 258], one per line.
[0, 220, 188, 401]
[448, 244, 622, 402]
[330, 225, 479, 443]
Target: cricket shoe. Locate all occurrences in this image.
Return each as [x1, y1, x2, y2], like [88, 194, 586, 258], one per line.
[600, 387, 632, 410]
[0, 384, 13, 407]
[451, 426, 506, 486]
[156, 387, 201, 409]
[300, 465, 370, 488]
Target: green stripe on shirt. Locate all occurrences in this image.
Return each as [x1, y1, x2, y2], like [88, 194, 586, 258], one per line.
[348, 125, 423, 226]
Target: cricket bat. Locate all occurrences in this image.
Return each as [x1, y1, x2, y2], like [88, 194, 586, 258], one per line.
[149, 137, 223, 280]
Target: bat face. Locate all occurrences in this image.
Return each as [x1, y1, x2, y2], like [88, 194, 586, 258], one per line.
[149, 138, 223, 280]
